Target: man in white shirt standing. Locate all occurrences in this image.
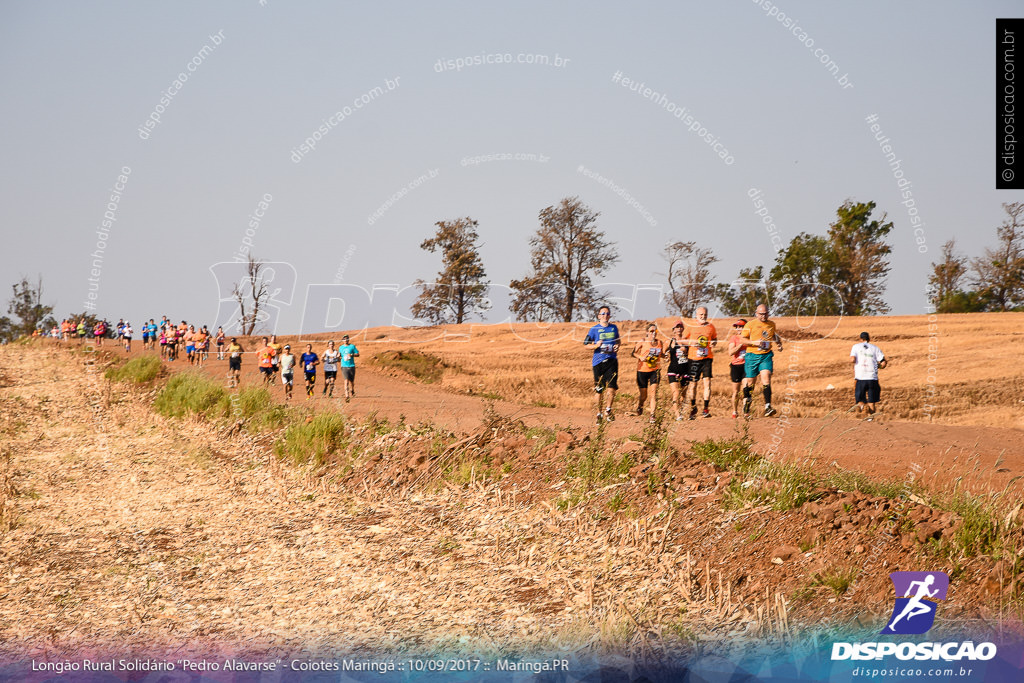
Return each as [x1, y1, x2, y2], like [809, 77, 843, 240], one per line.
[851, 331, 887, 421]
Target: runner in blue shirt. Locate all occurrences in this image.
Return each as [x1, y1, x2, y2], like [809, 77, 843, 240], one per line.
[300, 344, 319, 399]
[338, 334, 360, 402]
[583, 305, 621, 424]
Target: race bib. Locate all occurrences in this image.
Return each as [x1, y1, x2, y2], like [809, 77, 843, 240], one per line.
[344, 354, 352, 362]
[696, 346, 708, 358]
[306, 363, 314, 371]
[759, 340, 771, 350]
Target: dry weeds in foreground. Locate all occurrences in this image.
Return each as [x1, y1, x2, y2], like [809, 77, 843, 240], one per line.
[0, 346, 801, 659]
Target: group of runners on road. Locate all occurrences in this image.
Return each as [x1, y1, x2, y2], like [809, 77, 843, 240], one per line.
[43, 307, 885, 423]
[48, 316, 363, 404]
[584, 304, 885, 425]
[249, 334, 360, 402]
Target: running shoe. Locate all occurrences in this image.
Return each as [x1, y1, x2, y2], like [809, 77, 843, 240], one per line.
[702, 408, 711, 418]
[764, 404, 777, 417]
[865, 416, 874, 422]
[689, 406, 698, 420]
[732, 411, 738, 419]
[596, 413, 603, 425]
[605, 408, 615, 422]
[636, 406, 644, 416]
[649, 416, 656, 424]
[675, 415, 684, 421]
[742, 397, 751, 415]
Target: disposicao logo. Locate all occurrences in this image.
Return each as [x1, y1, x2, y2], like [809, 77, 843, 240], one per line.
[881, 571, 948, 635]
[831, 571, 997, 662]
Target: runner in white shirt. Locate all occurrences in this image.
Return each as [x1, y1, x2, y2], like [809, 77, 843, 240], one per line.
[321, 340, 341, 398]
[850, 331, 887, 421]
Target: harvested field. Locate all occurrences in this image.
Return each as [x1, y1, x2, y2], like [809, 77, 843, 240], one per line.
[2, 314, 1023, 661]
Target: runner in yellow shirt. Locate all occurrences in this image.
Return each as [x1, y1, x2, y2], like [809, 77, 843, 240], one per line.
[740, 304, 783, 417]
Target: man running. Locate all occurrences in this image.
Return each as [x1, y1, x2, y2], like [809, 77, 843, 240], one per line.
[583, 305, 621, 424]
[194, 326, 208, 368]
[279, 344, 296, 400]
[339, 335, 359, 401]
[726, 319, 747, 419]
[321, 340, 340, 398]
[257, 337, 275, 385]
[227, 337, 244, 388]
[683, 306, 717, 419]
[665, 322, 691, 421]
[122, 322, 133, 352]
[215, 327, 226, 360]
[301, 343, 319, 399]
[165, 326, 178, 361]
[741, 304, 783, 417]
[851, 331, 887, 421]
[184, 325, 197, 365]
[631, 323, 664, 422]
[268, 335, 284, 384]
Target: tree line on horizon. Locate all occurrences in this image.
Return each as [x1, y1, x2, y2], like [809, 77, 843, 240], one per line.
[3, 200, 1021, 343]
[410, 196, 1024, 325]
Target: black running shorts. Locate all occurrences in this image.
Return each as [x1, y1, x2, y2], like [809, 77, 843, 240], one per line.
[592, 358, 618, 392]
[730, 364, 745, 383]
[690, 358, 713, 381]
[855, 379, 880, 404]
[636, 370, 660, 388]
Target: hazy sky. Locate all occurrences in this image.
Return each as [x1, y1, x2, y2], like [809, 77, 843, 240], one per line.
[2, 1, 1022, 333]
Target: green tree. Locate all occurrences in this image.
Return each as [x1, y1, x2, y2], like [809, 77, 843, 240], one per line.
[714, 266, 773, 317]
[769, 233, 843, 315]
[663, 241, 718, 317]
[972, 202, 1024, 311]
[411, 217, 490, 325]
[928, 239, 985, 312]
[770, 200, 892, 316]
[827, 200, 893, 315]
[7, 275, 55, 338]
[510, 197, 618, 322]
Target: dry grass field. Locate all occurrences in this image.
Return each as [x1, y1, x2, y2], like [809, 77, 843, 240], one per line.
[296, 312, 1024, 430]
[2, 313, 1022, 663]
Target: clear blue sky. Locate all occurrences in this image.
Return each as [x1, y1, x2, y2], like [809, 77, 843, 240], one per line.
[2, 1, 1022, 333]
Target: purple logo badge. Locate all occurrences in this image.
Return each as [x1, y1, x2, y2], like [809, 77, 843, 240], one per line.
[881, 571, 949, 635]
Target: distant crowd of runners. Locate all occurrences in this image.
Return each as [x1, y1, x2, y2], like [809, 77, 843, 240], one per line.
[43, 317, 361, 403]
[584, 304, 886, 424]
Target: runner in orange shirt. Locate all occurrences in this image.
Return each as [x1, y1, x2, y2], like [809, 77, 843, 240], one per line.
[193, 327, 208, 368]
[682, 306, 717, 419]
[257, 336, 276, 385]
[631, 323, 665, 422]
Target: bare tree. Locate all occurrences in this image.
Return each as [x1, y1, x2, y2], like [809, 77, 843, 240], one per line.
[231, 255, 270, 335]
[510, 197, 618, 322]
[972, 202, 1024, 311]
[664, 241, 719, 317]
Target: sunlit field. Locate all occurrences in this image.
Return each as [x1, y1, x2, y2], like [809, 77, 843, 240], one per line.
[286, 313, 1024, 430]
